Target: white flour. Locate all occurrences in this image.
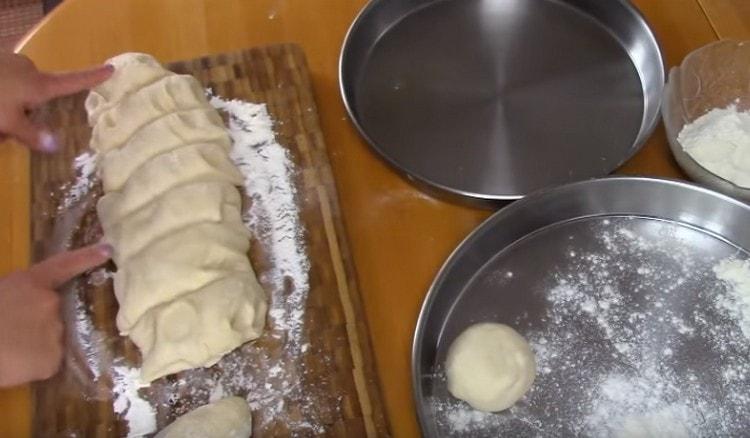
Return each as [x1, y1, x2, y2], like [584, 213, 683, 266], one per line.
[713, 258, 750, 338]
[585, 373, 700, 438]
[210, 94, 310, 355]
[59, 153, 157, 438]
[112, 365, 157, 437]
[432, 217, 750, 436]
[71, 291, 103, 381]
[201, 95, 317, 431]
[59, 151, 97, 210]
[88, 266, 114, 286]
[678, 102, 750, 188]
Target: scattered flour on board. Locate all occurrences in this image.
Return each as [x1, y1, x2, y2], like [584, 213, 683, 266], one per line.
[70, 289, 103, 382]
[58, 152, 158, 436]
[210, 94, 310, 354]
[204, 94, 318, 431]
[68, 270, 113, 388]
[57, 152, 157, 437]
[88, 267, 115, 286]
[431, 217, 750, 436]
[112, 365, 156, 437]
[59, 151, 98, 210]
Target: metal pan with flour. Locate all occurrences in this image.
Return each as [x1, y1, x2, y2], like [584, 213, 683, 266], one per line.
[414, 177, 750, 435]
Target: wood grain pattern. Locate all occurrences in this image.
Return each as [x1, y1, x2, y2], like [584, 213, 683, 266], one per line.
[697, 0, 750, 40]
[29, 44, 388, 437]
[0, 142, 32, 438]
[0, 0, 731, 436]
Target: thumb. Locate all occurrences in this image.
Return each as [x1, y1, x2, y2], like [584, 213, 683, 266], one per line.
[29, 243, 113, 289]
[36, 64, 114, 102]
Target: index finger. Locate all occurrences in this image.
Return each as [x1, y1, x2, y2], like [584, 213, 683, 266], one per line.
[35, 64, 114, 103]
[29, 243, 113, 289]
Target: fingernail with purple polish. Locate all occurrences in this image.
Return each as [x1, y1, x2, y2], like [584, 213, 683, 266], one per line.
[98, 243, 114, 258]
[39, 132, 58, 152]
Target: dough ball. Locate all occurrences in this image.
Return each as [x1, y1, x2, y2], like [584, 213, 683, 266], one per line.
[155, 396, 252, 438]
[445, 322, 536, 412]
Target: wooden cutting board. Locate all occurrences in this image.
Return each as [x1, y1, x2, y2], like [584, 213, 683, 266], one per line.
[30, 44, 389, 437]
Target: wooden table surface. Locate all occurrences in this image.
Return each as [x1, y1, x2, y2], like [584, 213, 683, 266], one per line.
[0, 0, 747, 436]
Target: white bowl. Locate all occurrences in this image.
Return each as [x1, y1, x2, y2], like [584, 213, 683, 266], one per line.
[662, 40, 750, 201]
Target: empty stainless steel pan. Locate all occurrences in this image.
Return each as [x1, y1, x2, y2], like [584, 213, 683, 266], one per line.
[340, 0, 664, 202]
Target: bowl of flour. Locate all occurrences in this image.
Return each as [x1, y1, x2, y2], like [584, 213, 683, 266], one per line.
[662, 40, 750, 201]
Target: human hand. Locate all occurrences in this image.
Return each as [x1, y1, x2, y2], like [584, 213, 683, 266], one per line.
[0, 243, 112, 387]
[0, 53, 112, 152]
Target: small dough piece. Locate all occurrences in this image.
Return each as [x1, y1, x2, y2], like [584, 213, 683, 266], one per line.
[97, 143, 243, 222]
[130, 275, 267, 382]
[445, 323, 536, 412]
[100, 108, 230, 192]
[90, 74, 209, 153]
[99, 182, 242, 263]
[155, 397, 252, 438]
[114, 221, 252, 333]
[85, 53, 170, 125]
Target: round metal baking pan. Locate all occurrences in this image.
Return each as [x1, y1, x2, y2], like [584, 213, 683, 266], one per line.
[412, 177, 750, 435]
[340, 0, 664, 201]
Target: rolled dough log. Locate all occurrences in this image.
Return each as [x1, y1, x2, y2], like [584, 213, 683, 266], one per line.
[155, 397, 252, 438]
[88, 52, 268, 382]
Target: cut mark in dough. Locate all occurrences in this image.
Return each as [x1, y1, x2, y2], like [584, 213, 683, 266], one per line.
[99, 181, 242, 263]
[90, 74, 209, 153]
[114, 220, 252, 334]
[99, 108, 230, 192]
[97, 143, 243, 221]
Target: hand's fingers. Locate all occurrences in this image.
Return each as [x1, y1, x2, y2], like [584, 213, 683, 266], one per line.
[37, 320, 64, 380]
[4, 112, 57, 152]
[36, 64, 113, 102]
[29, 243, 113, 289]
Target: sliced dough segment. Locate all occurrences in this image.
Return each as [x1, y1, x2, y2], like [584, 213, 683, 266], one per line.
[85, 53, 170, 125]
[91, 74, 209, 153]
[154, 397, 252, 438]
[99, 182, 242, 263]
[114, 221, 251, 333]
[97, 143, 243, 221]
[100, 109, 230, 192]
[130, 274, 267, 382]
